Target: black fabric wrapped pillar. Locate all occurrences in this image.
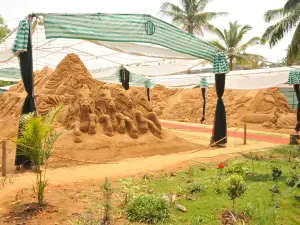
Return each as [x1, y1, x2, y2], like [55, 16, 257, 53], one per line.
[211, 74, 227, 145]
[146, 88, 150, 101]
[293, 84, 300, 132]
[200, 88, 206, 123]
[120, 68, 130, 90]
[15, 22, 36, 167]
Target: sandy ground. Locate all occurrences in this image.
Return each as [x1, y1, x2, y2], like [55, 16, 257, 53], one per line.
[0, 125, 276, 202]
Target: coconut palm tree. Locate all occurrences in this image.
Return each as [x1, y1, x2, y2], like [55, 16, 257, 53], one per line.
[210, 21, 265, 71]
[262, 0, 300, 65]
[160, 0, 228, 36]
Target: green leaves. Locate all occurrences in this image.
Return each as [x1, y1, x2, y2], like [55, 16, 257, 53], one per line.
[225, 174, 247, 210]
[210, 21, 264, 70]
[160, 0, 227, 35]
[126, 195, 169, 224]
[263, 1, 300, 65]
[12, 105, 65, 206]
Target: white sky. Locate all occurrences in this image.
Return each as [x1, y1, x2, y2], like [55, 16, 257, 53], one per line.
[1, 0, 292, 63]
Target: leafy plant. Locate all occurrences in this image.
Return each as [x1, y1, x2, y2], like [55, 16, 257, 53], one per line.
[249, 152, 255, 175]
[13, 105, 65, 207]
[244, 201, 277, 225]
[187, 182, 206, 194]
[190, 215, 203, 225]
[270, 163, 282, 194]
[225, 162, 245, 176]
[126, 195, 169, 224]
[225, 175, 247, 211]
[286, 165, 299, 187]
[118, 178, 140, 206]
[186, 165, 197, 178]
[101, 177, 113, 225]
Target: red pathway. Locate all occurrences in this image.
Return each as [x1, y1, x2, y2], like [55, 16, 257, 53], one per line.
[161, 122, 289, 145]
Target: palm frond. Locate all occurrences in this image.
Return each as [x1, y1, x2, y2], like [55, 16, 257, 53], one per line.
[262, 11, 300, 47]
[237, 37, 261, 52]
[264, 8, 284, 22]
[44, 104, 64, 125]
[210, 40, 227, 51]
[195, 11, 228, 21]
[209, 25, 226, 41]
[287, 22, 300, 65]
[284, 0, 300, 12]
[44, 129, 66, 160]
[235, 24, 252, 46]
[160, 2, 185, 15]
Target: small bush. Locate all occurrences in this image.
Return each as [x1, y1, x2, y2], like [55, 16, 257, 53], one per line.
[225, 162, 245, 176]
[187, 182, 206, 194]
[286, 174, 300, 187]
[225, 174, 247, 210]
[126, 195, 169, 224]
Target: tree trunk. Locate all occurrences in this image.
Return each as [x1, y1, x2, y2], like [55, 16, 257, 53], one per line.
[229, 56, 233, 71]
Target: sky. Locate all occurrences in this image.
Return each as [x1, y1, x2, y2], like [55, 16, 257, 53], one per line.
[1, 0, 293, 63]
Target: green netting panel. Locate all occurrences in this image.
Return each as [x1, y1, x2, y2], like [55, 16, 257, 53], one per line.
[212, 52, 228, 74]
[288, 70, 300, 85]
[11, 20, 29, 54]
[200, 77, 209, 88]
[0, 68, 21, 79]
[43, 14, 219, 62]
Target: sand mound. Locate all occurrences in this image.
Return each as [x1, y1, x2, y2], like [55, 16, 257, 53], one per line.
[0, 54, 202, 171]
[150, 85, 295, 130]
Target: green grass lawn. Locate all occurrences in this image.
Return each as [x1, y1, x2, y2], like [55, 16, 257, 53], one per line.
[74, 146, 300, 225]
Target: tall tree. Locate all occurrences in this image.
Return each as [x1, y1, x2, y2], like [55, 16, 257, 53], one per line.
[160, 0, 228, 36]
[0, 15, 10, 40]
[262, 0, 300, 65]
[210, 21, 265, 71]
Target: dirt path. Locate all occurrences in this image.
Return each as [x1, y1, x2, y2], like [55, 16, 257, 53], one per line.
[0, 127, 276, 201]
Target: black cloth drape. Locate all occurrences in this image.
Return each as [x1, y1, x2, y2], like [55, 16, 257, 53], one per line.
[120, 68, 130, 90]
[15, 23, 36, 166]
[146, 88, 150, 101]
[211, 74, 227, 145]
[293, 84, 300, 132]
[200, 88, 206, 123]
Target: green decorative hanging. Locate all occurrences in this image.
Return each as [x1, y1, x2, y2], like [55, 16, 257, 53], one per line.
[212, 52, 228, 75]
[288, 70, 300, 85]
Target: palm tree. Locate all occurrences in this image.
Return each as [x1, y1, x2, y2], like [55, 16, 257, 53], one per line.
[262, 0, 300, 65]
[160, 0, 228, 36]
[14, 105, 65, 206]
[210, 21, 265, 71]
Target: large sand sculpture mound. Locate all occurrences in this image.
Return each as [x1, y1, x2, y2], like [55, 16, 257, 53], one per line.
[150, 84, 296, 130]
[0, 54, 201, 171]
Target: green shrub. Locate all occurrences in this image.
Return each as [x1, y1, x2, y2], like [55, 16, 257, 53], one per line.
[126, 195, 169, 224]
[187, 182, 206, 194]
[225, 162, 245, 176]
[225, 174, 247, 210]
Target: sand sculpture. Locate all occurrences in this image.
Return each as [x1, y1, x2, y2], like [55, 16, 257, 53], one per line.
[0, 54, 162, 142]
[150, 85, 296, 130]
[0, 53, 297, 139]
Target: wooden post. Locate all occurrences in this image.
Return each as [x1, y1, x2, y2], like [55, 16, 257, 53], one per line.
[2, 140, 6, 176]
[243, 124, 247, 145]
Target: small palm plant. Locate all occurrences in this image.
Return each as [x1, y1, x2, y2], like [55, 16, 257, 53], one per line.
[14, 105, 65, 207]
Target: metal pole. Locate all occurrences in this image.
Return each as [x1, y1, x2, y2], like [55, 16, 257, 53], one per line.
[2, 141, 6, 177]
[243, 124, 247, 145]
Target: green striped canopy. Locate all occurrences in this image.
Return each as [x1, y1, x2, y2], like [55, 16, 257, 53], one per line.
[11, 20, 29, 54]
[288, 70, 300, 85]
[43, 14, 228, 74]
